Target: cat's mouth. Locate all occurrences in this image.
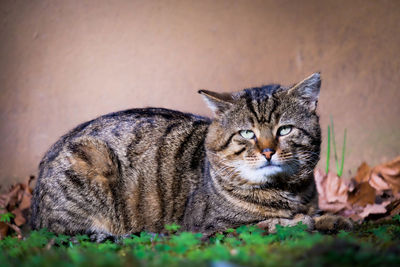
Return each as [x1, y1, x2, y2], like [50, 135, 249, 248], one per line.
[258, 161, 280, 169]
[236, 160, 285, 184]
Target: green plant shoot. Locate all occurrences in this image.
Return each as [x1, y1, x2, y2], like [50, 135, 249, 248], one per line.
[338, 128, 347, 177]
[326, 116, 347, 177]
[0, 212, 15, 223]
[330, 116, 339, 173]
[326, 125, 331, 174]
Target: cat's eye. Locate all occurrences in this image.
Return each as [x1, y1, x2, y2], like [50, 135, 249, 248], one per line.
[277, 126, 292, 136]
[239, 130, 255, 139]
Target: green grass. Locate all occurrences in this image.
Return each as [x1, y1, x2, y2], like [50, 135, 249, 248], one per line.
[326, 125, 331, 174]
[1, 219, 400, 267]
[326, 117, 347, 177]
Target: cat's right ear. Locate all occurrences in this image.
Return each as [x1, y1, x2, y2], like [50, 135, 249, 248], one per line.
[288, 72, 321, 111]
[198, 90, 234, 116]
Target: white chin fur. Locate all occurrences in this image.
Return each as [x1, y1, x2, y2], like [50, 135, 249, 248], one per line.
[237, 164, 283, 184]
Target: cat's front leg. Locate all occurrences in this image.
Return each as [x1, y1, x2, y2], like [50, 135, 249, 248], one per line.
[256, 214, 315, 233]
[313, 214, 353, 233]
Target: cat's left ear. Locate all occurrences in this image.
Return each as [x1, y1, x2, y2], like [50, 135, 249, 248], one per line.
[288, 72, 321, 111]
[198, 90, 234, 116]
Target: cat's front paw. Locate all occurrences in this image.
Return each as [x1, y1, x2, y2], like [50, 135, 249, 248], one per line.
[314, 214, 353, 234]
[257, 214, 314, 234]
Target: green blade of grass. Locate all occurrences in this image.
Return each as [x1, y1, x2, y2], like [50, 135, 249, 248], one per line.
[326, 125, 331, 174]
[330, 116, 339, 174]
[338, 128, 347, 177]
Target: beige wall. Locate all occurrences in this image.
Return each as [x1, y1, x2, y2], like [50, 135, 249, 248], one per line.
[1, 0, 399, 186]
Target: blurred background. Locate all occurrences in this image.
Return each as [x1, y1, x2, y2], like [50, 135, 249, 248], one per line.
[0, 0, 399, 186]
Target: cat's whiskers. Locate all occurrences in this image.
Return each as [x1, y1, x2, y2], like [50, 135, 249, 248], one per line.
[207, 151, 249, 183]
[212, 163, 239, 181]
[276, 151, 320, 176]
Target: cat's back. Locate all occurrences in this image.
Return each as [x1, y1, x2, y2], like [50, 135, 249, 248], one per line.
[32, 108, 211, 235]
[40, 108, 210, 167]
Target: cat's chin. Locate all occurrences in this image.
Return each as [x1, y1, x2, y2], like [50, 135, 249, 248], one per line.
[237, 164, 283, 184]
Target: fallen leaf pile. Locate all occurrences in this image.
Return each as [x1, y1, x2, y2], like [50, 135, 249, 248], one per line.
[315, 156, 400, 222]
[0, 176, 34, 239]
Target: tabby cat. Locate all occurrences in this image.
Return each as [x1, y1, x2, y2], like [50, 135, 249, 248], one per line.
[31, 73, 352, 241]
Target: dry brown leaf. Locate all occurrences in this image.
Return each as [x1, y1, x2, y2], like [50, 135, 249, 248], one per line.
[325, 172, 349, 203]
[314, 169, 326, 199]
[19, 185, 32, 211]
[12, 208, 26, 226]
[0, 222, 8, 239]
[369, 173, 390, 192]
[355, 162, 371, 183]
[348, 182, 376, 206]
[0, 184, 21, 209]
[7, 184, 21, 210]
[314, 169, 348, 213]
[315, 156, 400, 223]
[0, 176, 35, 238]
[359, 201, 391, 218]
[386, 198, 400, 216]
[371, 156, 400, 194]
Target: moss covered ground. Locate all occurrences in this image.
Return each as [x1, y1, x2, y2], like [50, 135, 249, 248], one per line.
[1, 216, 400, 267]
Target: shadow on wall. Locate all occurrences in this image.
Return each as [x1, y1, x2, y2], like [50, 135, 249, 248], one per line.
[0, 0, 399, 185]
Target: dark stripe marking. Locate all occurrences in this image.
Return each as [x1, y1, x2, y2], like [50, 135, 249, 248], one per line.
[246, 97, 260, 122]
[267, 98, 278, 123]
[156, 122, 181, 227]
[216, 133, 235, 151]
[233, 147, 246, 156]
[297, 127, 317, 141]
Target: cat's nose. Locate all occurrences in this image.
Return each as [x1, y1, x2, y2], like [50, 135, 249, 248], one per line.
[261, 148, 275, 161]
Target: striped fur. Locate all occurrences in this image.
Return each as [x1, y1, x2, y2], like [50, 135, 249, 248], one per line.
[31, 73, 352, 240]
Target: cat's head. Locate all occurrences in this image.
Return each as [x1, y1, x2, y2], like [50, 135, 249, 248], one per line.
[200, 73, 321, 187]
